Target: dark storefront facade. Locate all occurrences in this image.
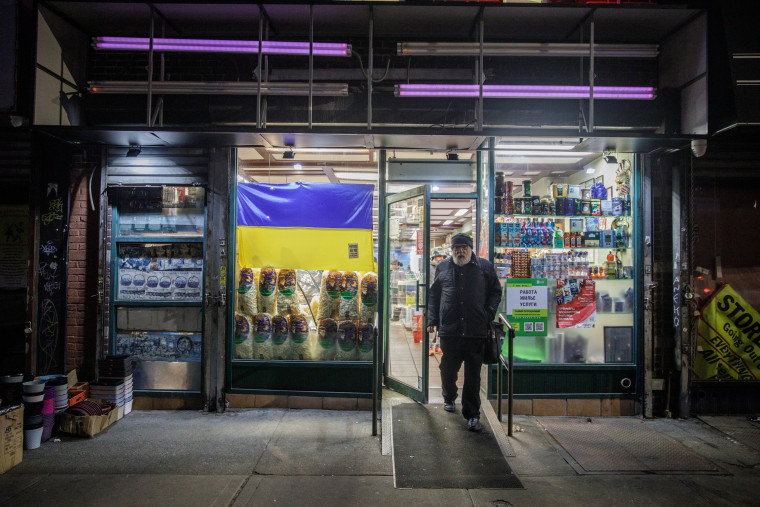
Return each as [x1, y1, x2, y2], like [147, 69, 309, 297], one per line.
[7, 1, 758, 417]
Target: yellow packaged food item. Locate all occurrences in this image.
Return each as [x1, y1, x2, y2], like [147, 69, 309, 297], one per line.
[258, 267, 277, 314]
[359, 272, 378, 325]
[289, 313, 313, 360]
[335, 320, 359, 361]
[251, 312, 273, 360]
[337, 271, 360, 322]
[317, 318, 338, 361]
[276, 269, 298, 316]
[238, 268, 258, 315]
[317, 271, 342, 320]
[234, 313, 253, 359]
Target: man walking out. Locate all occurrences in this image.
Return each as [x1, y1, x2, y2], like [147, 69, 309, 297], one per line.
[426, 233, 502, 432]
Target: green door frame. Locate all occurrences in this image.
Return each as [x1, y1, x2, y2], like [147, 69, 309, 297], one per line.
[383, 184, 431, 404]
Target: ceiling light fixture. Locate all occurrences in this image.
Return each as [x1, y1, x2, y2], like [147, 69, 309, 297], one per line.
[94, 37, 351, 57]
[398, 42, 658, 58]
[396, 84, 655, 100]
[585, 167, 596, 174]
[293, 163, 303, 170]
[454, 208, 469, 217]
[497, 156, 584, 164]
[496, 150, 594, 157]
[88, 81, 348, 97]
[442, 219, 453, 226]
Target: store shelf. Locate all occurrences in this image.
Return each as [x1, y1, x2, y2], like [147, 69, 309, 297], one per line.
[494, 246, 631, 250]
[115, 236, 204, 243]
[114, 300, 204, 307]
[495, 214, 631, 220]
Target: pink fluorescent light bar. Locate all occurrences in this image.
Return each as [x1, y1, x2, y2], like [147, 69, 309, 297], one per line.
[94, 37, 351, 56]
[396, 84, 655, 100]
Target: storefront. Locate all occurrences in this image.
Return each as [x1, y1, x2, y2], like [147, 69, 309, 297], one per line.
[23, 1, 710, 416]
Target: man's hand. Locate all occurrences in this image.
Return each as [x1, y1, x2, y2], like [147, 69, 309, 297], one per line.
[427, 325, 437, 334]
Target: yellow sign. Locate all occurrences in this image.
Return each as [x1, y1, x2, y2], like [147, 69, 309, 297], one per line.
[695, 284, 760, 380]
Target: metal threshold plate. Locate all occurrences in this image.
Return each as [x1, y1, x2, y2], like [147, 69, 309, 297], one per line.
[539, 417, 722, 475]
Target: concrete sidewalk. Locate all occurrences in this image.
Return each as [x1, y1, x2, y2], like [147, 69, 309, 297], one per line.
[1, 401, 759, 506]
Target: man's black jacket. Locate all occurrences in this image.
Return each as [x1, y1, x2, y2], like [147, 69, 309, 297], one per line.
[426, 253, 502, 339]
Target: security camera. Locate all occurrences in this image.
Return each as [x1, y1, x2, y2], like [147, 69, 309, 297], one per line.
[691, 139, 707, 158]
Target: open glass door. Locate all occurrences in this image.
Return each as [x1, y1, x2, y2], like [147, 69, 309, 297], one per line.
[384, 185, 430, 403]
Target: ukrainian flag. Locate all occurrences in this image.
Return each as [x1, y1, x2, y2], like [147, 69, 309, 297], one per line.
[236, 182, 375, 272]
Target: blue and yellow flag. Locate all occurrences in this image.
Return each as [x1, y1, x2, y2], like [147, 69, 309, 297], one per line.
[236, 182, 374, 271]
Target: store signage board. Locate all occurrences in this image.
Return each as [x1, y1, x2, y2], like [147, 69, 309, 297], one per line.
[505, 278, 548, 336]
[695, 284, 760, 380]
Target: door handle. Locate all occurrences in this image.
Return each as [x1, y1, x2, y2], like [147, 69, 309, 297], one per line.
[415, 281, 426, 311]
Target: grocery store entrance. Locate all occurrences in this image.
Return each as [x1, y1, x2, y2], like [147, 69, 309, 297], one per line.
[384, 182, 478, 404]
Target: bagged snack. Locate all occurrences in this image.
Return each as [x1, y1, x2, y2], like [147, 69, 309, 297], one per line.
[276, 269, 299, 316]
[317, 318, 338, 361]
[251, 313, 273, 360]
[335, 320, 359, 361]
[317, 270, 342, 320]
[289, 313, 313, 360]
[309, 296, 320, 321]
[238, 268, 258, 315]
[357, 323, 374, 362]
[359, 272, 378, 324]
[337, 271, 360, 321]
[234, 313, 253, 359]
[271, 314, 290, 359]
[258, 267, 277, 314]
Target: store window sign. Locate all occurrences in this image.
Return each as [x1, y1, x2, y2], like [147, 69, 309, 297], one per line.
[556, 278, 596, 328]
[505, 278, 548, 336]
[416, 229, 423, 255]
[695, 284, 760, 380]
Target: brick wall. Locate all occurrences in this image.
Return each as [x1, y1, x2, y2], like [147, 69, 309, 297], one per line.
[65, 154, 100, 378]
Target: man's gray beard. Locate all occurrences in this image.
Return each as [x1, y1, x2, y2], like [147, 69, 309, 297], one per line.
[453, 253, 468, 266]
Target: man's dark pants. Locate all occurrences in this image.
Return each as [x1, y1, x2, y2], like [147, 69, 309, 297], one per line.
[439, 335, 485, 420]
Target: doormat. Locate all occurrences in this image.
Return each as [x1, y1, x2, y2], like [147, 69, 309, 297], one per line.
[539, 417, 721, 474]
[391, 402, 522, 489]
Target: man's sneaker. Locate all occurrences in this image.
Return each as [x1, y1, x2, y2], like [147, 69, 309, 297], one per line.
[428, 347, 434, 356]
[435, 346, 442, 354]
[443, 402, 456, 413]
[467, 417, 482, 432]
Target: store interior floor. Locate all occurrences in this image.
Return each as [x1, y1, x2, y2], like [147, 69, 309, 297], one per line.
[387, 320, 465, 403]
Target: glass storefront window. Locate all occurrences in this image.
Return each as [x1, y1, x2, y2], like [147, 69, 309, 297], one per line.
[117, 187, 205, 237]
[233, 149, 379, 363]
[495, 153, 636, 365]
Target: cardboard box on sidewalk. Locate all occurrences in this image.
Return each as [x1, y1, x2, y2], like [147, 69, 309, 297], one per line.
[1, 405, 24, 474]
[58, 399, 118, 438]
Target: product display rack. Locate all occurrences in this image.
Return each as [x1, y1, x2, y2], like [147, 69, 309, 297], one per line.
[488, 162, 641, 400]
[109, 187, 207, 393]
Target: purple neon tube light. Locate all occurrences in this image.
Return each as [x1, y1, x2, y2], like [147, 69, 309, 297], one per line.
[398, 84, 655, 99]
[95, 37, 350, 56]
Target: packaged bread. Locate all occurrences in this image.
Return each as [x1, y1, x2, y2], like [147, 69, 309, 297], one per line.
[276, 269, 298, 316]
[258, 267, 277, 314]
[337, 271, 360, 322]
[359, 272, 378, 324]
[251, 313, 273, 360]
[335, 320, 359, 361]
[289, 313, 313, 360]
[316, 271, 342, 320]
[238, 268, 258, 315]
[357, 323, 374, 362]
[317, 318, 338, 361]
[234, 313, 253, 359]
[271, 314, 290, 360]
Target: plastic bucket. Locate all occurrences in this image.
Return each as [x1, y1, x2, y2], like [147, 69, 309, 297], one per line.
[22, 379, 46, 394]
[22, 393, 44, 404]
[24, 425, 43, 450]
